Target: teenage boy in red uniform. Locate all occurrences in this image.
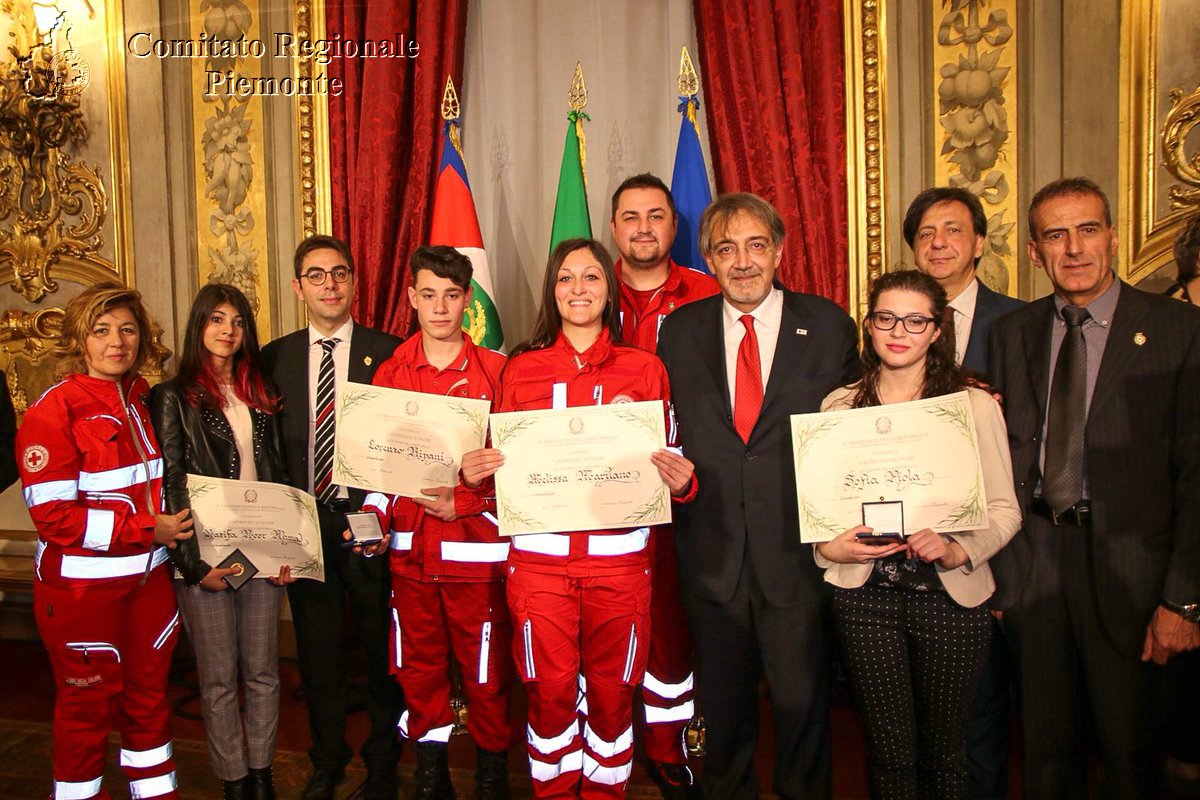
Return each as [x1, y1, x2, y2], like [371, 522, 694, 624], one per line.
[360, 246, 512, 799]
[610, 174, 718, 798]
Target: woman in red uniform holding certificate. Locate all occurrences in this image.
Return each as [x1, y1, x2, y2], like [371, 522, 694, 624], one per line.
[465, 238, 695, 799]
[18, 282, 193, 800]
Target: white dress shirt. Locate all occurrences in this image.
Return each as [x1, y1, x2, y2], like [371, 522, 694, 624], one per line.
[307, 318, 353, 498]
[722, 288, 784, 401]
[947, 278, 979, 367]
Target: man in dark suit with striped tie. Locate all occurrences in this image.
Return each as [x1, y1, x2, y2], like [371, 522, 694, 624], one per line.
[262, 235, 404, 800]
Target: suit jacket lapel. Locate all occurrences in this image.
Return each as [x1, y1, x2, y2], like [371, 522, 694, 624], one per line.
[697, 303, 732, 420]
[758, 296, 810, 421]
[965, 280, 994, 364]
[1021, 296, 1055, 423]
[1089, 284, 1149, 415]
[347, 326, 374, 385]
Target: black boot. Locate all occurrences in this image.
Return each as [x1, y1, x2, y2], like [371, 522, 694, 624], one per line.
[413, 741, 455, 800]
[222, 776, 250, 800]
[474, 746, 509, 800]
[247, 766, 276, 800]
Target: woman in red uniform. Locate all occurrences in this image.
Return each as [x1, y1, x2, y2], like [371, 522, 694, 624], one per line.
[17, 282, 194, 800]
[465, 238, 695, 798]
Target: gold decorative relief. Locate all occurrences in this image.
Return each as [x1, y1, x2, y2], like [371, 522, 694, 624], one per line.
[932, 0, 1017, 296]
[0, 0, 116, 302]
[1118, 0, 1200, 281]
[189, 0, 272, 334]
[843, 0, 889, 322]
[294, 0, 331, 239]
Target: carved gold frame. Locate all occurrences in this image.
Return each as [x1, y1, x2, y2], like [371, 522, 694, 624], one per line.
[844, 0, 889, 323]
[294, 0, 332, 240]
[1118, 0, 1200, 283]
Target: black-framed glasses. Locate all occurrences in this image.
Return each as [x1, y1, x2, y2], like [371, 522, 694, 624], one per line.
[302, 266, 354, 286]
[868, 311, 936, 334]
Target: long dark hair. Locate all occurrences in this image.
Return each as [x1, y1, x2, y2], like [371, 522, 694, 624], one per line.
[509, 238, 624, 358]
[851, 270, 964, 408]
[177, 283, 279, 412]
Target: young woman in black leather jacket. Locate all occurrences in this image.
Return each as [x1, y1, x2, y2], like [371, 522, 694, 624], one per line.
[150, 283, 291, 800]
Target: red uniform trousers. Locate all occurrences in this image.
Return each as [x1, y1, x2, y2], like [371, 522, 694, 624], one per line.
[508, 560, 651, 799]
[389, 574, 512, 750]
[641, 525, 695, 764]
[34, 562, 180, 800]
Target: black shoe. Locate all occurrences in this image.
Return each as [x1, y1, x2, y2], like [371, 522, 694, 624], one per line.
[360, 764, 399, 800]
[300, 767, 346, 800]
[413, 741, 455, 800]
[222, 776, 250, 800]
[474, 746, 509, 800]
[647, 760, 696, 800]
[247, 766, 276, 800]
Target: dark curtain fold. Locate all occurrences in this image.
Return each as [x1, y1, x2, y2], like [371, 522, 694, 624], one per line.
[327, 0, 469, 335]
[693, 0, 849, 307]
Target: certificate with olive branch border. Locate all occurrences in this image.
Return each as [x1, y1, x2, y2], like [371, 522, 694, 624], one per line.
[333, 381, 491, 498]
[490, 400, 670, 537]
[187, 474, 324, 581]
[791, 391, 989, 543]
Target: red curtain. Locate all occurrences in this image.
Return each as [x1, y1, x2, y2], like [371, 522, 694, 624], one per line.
[327, 0, 468, 335]
[693, 0, 848, 307]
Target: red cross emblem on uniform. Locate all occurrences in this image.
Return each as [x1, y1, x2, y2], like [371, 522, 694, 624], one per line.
[24, 445, 49, 473]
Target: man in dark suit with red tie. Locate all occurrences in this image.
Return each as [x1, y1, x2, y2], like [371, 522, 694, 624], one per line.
[656, 193, 858, 800]
[261, 235, 404, 800]
[989, 178, 1200, 799]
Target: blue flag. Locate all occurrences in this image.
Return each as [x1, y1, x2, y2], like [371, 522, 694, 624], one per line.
[670, 96, 714, 274]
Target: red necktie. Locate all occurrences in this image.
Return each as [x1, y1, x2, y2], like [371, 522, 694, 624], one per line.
[734, 315, 763, 443]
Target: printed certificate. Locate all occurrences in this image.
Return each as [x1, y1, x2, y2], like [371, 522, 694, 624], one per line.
[491, 401, 670, 537]
[187, 474, 324, 581]
[332, 381, 491, 498]
[790, 391, 989, 543]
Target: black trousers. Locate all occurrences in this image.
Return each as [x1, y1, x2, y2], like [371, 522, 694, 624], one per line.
[834, 584, 991, 800]
[1004, 515, 1160, 800]
[681, 559, 832, 800]
[964, 616, 1012, 800]
[288, 509, 401, 773]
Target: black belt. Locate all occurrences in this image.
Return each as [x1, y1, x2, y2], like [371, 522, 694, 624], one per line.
[1031, 497, 1091, 527]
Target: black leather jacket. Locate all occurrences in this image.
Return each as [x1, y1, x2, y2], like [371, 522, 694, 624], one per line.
[150, 378, 286, 584]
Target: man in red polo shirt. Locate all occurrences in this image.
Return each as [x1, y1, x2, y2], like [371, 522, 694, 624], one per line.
[610, 174, 718, 798]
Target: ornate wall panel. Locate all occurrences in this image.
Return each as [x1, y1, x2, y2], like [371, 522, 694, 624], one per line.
[1119, 0, 1200, 282]
[187, 0, 272, 333]
[931, 0, 1017, 296]
[844, 0, 889, 321]
[294, 0, 330, 240]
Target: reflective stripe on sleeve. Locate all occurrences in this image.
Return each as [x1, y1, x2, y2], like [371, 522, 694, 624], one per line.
[82, 508, 115, 551]
[24, 479, 79, 507]
[78, 459, 162, 493]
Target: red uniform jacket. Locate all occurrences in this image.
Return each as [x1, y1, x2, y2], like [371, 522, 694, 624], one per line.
[18, 373, 167, 587]
[496, 329, 694, 576]
[363, 334, 508, 581]
[616, 259, 719, 352]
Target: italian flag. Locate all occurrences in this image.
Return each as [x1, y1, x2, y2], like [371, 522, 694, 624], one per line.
[430, 119, 504, 350]
[549, 110, 592, 250]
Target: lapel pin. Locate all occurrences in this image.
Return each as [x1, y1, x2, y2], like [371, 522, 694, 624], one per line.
[668, 302, 676, 310]
[364, 355, 373, 365]
[1133, 332, 1146, 346]
[796, 328, 808, 336]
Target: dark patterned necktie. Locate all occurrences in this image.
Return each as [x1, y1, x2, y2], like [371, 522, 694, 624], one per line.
[1043, 306, 1090, 513]
[941, 306, 958, 364]
[313, 337, 340, 504]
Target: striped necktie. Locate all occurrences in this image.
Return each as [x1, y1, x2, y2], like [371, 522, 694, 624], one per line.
[313, 337, 340, 504]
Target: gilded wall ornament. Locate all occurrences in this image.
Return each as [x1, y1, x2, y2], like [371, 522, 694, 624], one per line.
[1162, 85, 1200, 211]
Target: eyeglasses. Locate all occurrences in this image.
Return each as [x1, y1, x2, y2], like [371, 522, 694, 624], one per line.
[868, 311, 936, 334]
[301, 266, 353, 286]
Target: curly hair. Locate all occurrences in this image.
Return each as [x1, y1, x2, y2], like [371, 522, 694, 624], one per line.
[851, 270, 965, 408]
[56, 282, 155, 379]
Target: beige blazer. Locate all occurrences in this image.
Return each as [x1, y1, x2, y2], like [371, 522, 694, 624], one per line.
[813, 385, 1021, 608]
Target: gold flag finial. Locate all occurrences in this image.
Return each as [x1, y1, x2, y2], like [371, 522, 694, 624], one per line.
[568, 61, 588, 112]
[678, 46, 699, 97]
[441, 75, 460, 121]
